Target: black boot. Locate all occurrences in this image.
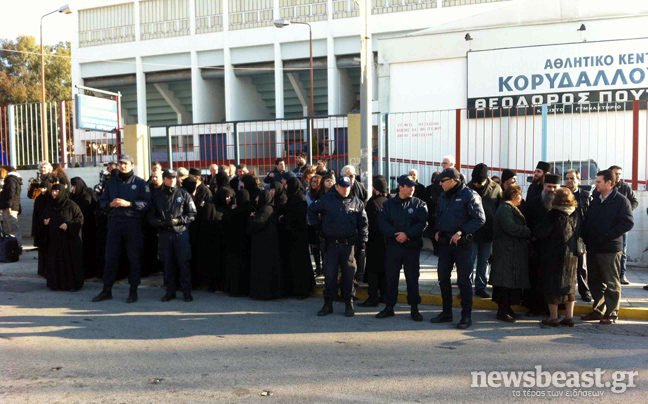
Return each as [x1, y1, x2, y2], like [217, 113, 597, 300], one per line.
[344, 297, 355, 317]
[126, 285, 138, 303]
[431, 311, 453, 323]
[317, 298, 333, 316]
[410, 304, 423, 322]
[92, 286, 112, 302]
[496, 306, 516, 323]
[358, 299, 379, 308]
[376, 305, 395, 318]
[457, 317, 472, 329]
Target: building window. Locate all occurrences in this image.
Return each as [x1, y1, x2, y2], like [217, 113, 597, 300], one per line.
[140, 0, 190, 40]
[229, 0, 274, 31]
[79, 4, 136, 48]
[196, 0, 224, 33]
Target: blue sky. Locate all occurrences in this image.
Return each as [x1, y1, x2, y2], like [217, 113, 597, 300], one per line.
[1, 1, 78, 45]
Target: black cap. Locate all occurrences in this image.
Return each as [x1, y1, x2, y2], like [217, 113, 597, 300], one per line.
[544, 174, 560, 185]
[372, 176, 388, 194]
[119, 155, 134, 164]
[182, 177, 197, 194]
[189, 168, 201, 176]
[398, 175, 417, 187]
[439, 168, 460, 181]
[536, 161, 551, 173]
[501, 169, 516, 183]
[471, 163, 489, 183]
[162, 169, 176, 179]
[337, 176, 352, 187]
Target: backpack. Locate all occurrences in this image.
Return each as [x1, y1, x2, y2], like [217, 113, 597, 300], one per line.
[0, 221, 21, 262]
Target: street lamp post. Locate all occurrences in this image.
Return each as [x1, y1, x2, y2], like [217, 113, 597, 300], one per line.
[274, 19, 314, 116]
[40, 4, 72, 162]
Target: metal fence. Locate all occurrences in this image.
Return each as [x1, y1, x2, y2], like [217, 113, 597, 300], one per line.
[385, 101, 648, 191]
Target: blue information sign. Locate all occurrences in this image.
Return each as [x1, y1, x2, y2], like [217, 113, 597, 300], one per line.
[75, 94, 119, 132]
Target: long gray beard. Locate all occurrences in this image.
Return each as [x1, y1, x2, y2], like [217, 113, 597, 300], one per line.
[541, 189, 555, 211]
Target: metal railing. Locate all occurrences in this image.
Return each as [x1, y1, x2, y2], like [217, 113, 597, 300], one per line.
[229, 9, 274, 30]
[79, 25, 136, 47]
[333, 0, 359, 18]
[196, 14, 224, 33]
[279, 1, 328, 23]
[372, 0, 437, 14]
[141, 18, 191, 40]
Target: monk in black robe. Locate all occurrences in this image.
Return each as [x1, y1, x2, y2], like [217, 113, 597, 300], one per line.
[225, 189, 255, 296]
[282, 178, 315, 299]
[70, 177, 99, 279]
[196, 186, 233, 291]
[241, 174, 261, 208]
[32, 179, 52, 278]
[248, 190, 282, 299]
[42, 183, 84, 291]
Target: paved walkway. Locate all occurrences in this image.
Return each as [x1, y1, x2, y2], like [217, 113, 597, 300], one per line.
[3, 238, 647, 314]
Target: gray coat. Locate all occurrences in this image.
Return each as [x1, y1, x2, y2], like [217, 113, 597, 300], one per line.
[489, 202, 531, 289]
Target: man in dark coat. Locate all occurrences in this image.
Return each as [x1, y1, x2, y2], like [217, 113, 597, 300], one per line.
[608, 165, 638, 285]
[292, 152, 311, 178]
[148, 169, 197, 302]
[423, 172, 442, 255]
[527, 161, 551, 201]
[340, 165, 368, 286]
[0, 168, 23, 248]
[189, 168, 212, 209]
[581, 170, 634, 324]
[229, 164, 249, 191]
[564, 169, 592, 302]
[264, 158, 287, 184]
[408, 169, 427, 199]
[376, 175, 428, 322]
[358, 176, 390, 308]
[308, 176, 369, 318]
[522, 173, 561, 316]
[92, 155, 151, 304]
[467, 164, 502, 298]
[432, 168, 486, 329]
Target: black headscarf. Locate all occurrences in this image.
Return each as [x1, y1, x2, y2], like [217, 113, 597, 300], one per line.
[215, 186, 235, 209]
[216, 171, 230, 188]
[51, 183, 70, 210]
[256, 190, 274, 210]
[70, 177, 95, 207]
[270, 182, 287, 209]
[182, 177, 198, 195]
[286, 177, 304, 200]
[236, 189, 251, 205]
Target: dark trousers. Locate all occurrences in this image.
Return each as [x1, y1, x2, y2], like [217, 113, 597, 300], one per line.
[438, 243, 473, 318]
[577, 254, 590, 297]
[160, 230, 192, 296]
[384, 243, 421, 306]
[620, 233, 628, 278]
[367, 271, 387, 303]
[354, 246, 366, 283]
[588, 252, 622, 318]
[103, 220, 143, 288]
[323, 243, 356, 299]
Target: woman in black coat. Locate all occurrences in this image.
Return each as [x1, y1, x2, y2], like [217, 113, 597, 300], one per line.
[42, 183, 84, 291]
[241, 174, 261, 207]
[490, 185, 531, 323]
[248, 190, 282, 300]
[33, 179, 52, 278]
[281, 178, 315, 299]
[196, 186, 234, 291]
[70, 177, 98, 279]
[225, 189, 255, 296]
[533, 188, 580, 327]
[359, 176, 391, 307]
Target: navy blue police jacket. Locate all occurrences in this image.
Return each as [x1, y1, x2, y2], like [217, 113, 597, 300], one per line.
[99, 173, 151, 222]
[378, 195, 428, 246]
[434, 183, 486, 236]
[307, 190, 369, 243]
[147, 186, 197, 233]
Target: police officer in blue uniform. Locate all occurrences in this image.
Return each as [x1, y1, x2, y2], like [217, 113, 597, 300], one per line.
[308, 176, 368, 317]
[432, 168, 485, 329]
[148, 169, 197, 302]
[92, 155, 151, 303]
[376, 175, 428, 321]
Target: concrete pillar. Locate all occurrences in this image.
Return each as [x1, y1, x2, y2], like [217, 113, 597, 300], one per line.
[224, 48, 270, 121]
[327, 37, 340, 115]
[123, 124, 150, 180]
[192, 51, 225, 123]
[274, 43, 284, 119]
[134, 0, 141, 41]
[189, 0, 196, 35]
[136, 56, 147, 125]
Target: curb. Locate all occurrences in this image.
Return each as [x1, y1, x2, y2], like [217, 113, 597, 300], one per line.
[313, 286, 648, 321]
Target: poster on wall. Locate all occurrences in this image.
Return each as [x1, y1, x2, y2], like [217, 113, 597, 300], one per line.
[75, 94, 119, 132]
[467, 38, 648, 117]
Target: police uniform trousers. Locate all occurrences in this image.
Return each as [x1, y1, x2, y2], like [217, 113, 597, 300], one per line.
[384, 243, 421, 307]
[438, 243, 473, 318]
[159, 230, 192, 296]
[103, 219, 143, 287]
[323, 241, 357, 299]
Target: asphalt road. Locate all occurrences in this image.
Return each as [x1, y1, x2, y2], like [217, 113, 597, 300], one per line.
[1, 276, 647, 403]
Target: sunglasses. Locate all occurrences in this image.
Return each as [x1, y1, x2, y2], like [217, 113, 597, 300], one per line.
[440, 178, 452, 183]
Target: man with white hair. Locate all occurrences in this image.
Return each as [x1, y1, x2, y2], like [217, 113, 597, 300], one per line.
[442, 156, 455, 169]
[341, 165, 367, 203]
[408, 169, 426, 199]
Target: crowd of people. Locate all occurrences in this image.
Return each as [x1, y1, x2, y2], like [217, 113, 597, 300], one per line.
[0, 153, 645, 329]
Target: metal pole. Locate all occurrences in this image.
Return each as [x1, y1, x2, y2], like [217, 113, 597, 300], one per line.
[166, 127, 174, 169]
[233, 122, 240, 165]
[40, 17, 49, 162]
[309, 25, 314, 117]
[360, 0, 372, 193]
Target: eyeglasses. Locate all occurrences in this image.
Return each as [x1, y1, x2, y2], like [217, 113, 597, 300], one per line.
[440, 178, 452, 183]
[348, 174, 355, 179]
[442, 161, 450, 165]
